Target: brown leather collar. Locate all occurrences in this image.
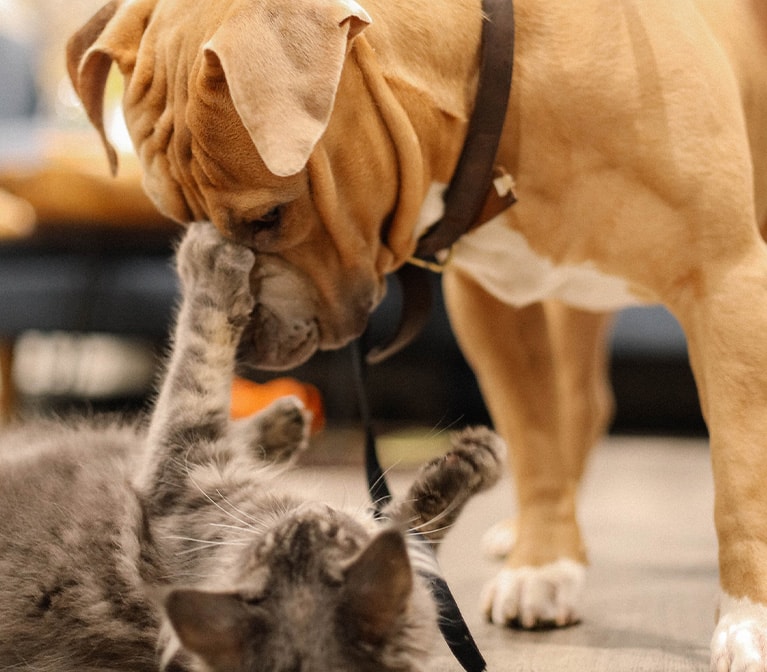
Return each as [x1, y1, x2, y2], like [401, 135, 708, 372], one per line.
[367, 0, 516, 364]
[413, 0, 516, 261]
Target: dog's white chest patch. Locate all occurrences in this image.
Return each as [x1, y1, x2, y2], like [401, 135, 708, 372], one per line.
[449, 220, 640, 310]
[415, 182, 640, 310]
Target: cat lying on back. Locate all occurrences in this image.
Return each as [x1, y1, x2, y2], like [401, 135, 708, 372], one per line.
[0, 222, 503, 672]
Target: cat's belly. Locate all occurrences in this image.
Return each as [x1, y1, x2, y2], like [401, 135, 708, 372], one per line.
[449, 217, 642, 311]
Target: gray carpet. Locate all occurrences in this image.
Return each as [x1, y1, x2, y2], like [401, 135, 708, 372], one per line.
[294, 434, 717, 671]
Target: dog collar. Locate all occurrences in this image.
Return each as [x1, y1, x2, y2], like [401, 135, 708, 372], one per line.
[367, 0, 516, 364]
[361, 8, 516, 666]
[413, 0, 516, 262]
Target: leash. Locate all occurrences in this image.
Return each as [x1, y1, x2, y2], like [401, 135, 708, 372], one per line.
[350, 339, 488, 672]
[350, 1, 516, 667]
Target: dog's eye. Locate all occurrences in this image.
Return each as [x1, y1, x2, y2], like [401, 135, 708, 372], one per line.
[251, 207, 281, 231]
[227, 206, 286, 250]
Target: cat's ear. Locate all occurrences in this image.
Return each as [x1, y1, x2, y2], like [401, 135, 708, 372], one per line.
[164, 589, 256, 668]
[341, 529, 413, 644]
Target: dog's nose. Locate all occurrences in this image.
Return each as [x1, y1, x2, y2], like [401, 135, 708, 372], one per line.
[318, 287, 379, 348]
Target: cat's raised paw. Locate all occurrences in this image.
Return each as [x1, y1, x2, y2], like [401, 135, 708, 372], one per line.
[233, 395, 311, 464]
[412, 426, 504, 508]
[176, 222, 256, 319]
[443, 426, 506, 494]
[395, 426, 505, 543]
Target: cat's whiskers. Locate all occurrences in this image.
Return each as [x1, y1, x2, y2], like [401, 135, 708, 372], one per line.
[424, 414, 464, 440]
[369, 460, 403, 511]
[410, 521, 457, 538]
[348, 498, 377, 525]
[163, 534, 250, 555]
[405, 497, 462, 534]
[213, 488, 267, 527]
[208, 521, 266, 535]
[199, 489, 255, 529]
[182, 461, 261, 529]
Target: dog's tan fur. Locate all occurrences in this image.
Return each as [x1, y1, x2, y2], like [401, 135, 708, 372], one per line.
[68, 0, 767, 667]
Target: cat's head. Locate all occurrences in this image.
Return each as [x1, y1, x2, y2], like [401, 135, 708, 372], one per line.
[161, 506, 437, 671]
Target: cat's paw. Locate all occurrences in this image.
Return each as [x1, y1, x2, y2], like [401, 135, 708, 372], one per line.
[239, 395, 311, 464]
[481, 560, 585, 629]
[176, 222, 255, 320]
[441, 425, 505, 494]
[402, 426, 504, 540]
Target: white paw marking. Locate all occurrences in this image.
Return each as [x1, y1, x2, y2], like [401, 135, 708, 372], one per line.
[711, 592, 767, 671]
[481, 519, 517, 560]
[481, 559, 585, 629]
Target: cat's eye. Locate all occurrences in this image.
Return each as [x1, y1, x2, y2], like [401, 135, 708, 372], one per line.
[239, 588, 269, 606]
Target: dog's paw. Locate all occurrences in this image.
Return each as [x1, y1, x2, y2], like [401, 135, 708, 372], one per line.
[176, 222, 255, 320]
[481, 560, 585, 629]
[711, 593, 767, 671]
[239, 395, 311, 464]
[481, 518, 517, 560]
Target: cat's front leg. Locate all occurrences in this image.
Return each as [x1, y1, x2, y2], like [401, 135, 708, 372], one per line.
[140, 223, 255, 495]
[229, 395, 311, 464]
[384, 427, 505, 548]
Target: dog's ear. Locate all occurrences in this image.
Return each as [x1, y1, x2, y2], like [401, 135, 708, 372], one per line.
[203, 0, 371, 178]
[66, 0, 155, 176]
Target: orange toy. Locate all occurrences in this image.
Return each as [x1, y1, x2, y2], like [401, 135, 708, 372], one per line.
[230, 377, 325, 434]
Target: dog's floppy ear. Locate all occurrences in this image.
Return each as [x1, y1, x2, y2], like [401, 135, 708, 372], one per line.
[66, 0, 155, 176]
[203, 0, 371, 178]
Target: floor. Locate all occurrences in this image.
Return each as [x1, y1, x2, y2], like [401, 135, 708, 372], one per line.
[296, 430, 717, 672]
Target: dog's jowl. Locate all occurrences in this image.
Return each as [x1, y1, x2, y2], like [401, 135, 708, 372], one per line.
[68, 0, 767, 669]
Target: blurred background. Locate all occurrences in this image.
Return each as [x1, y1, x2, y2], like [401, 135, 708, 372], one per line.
[0, 0, 706, 436]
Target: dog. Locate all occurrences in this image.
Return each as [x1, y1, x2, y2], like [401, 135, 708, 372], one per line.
[67, 0, 767, 668]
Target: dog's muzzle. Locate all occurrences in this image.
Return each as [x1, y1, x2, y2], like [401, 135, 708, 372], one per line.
[239, 255, 377, 371]
[236, 256, 319, 370]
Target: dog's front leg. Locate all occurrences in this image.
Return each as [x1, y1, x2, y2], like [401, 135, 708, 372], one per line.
[675, 250, 767, 671]
[443, 267, 613, 628]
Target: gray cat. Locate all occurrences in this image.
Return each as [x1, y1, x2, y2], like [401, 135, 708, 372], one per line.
[0, 222, 503, 672]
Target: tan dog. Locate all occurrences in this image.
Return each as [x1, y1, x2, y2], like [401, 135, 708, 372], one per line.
[67, 0, 767, 668]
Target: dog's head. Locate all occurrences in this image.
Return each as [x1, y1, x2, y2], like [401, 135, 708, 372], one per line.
[67, 0, 446, 369]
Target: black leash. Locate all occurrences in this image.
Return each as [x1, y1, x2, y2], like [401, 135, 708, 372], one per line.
[350, 338, 392, 509]
[349, 0, 516, 666]
[350, 339, 488, 672]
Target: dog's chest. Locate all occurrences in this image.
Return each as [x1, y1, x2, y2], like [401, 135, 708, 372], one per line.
[416, 184, 641, 311]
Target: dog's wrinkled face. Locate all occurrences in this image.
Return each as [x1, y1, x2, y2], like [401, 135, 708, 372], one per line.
[66, 0, 408, 370]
